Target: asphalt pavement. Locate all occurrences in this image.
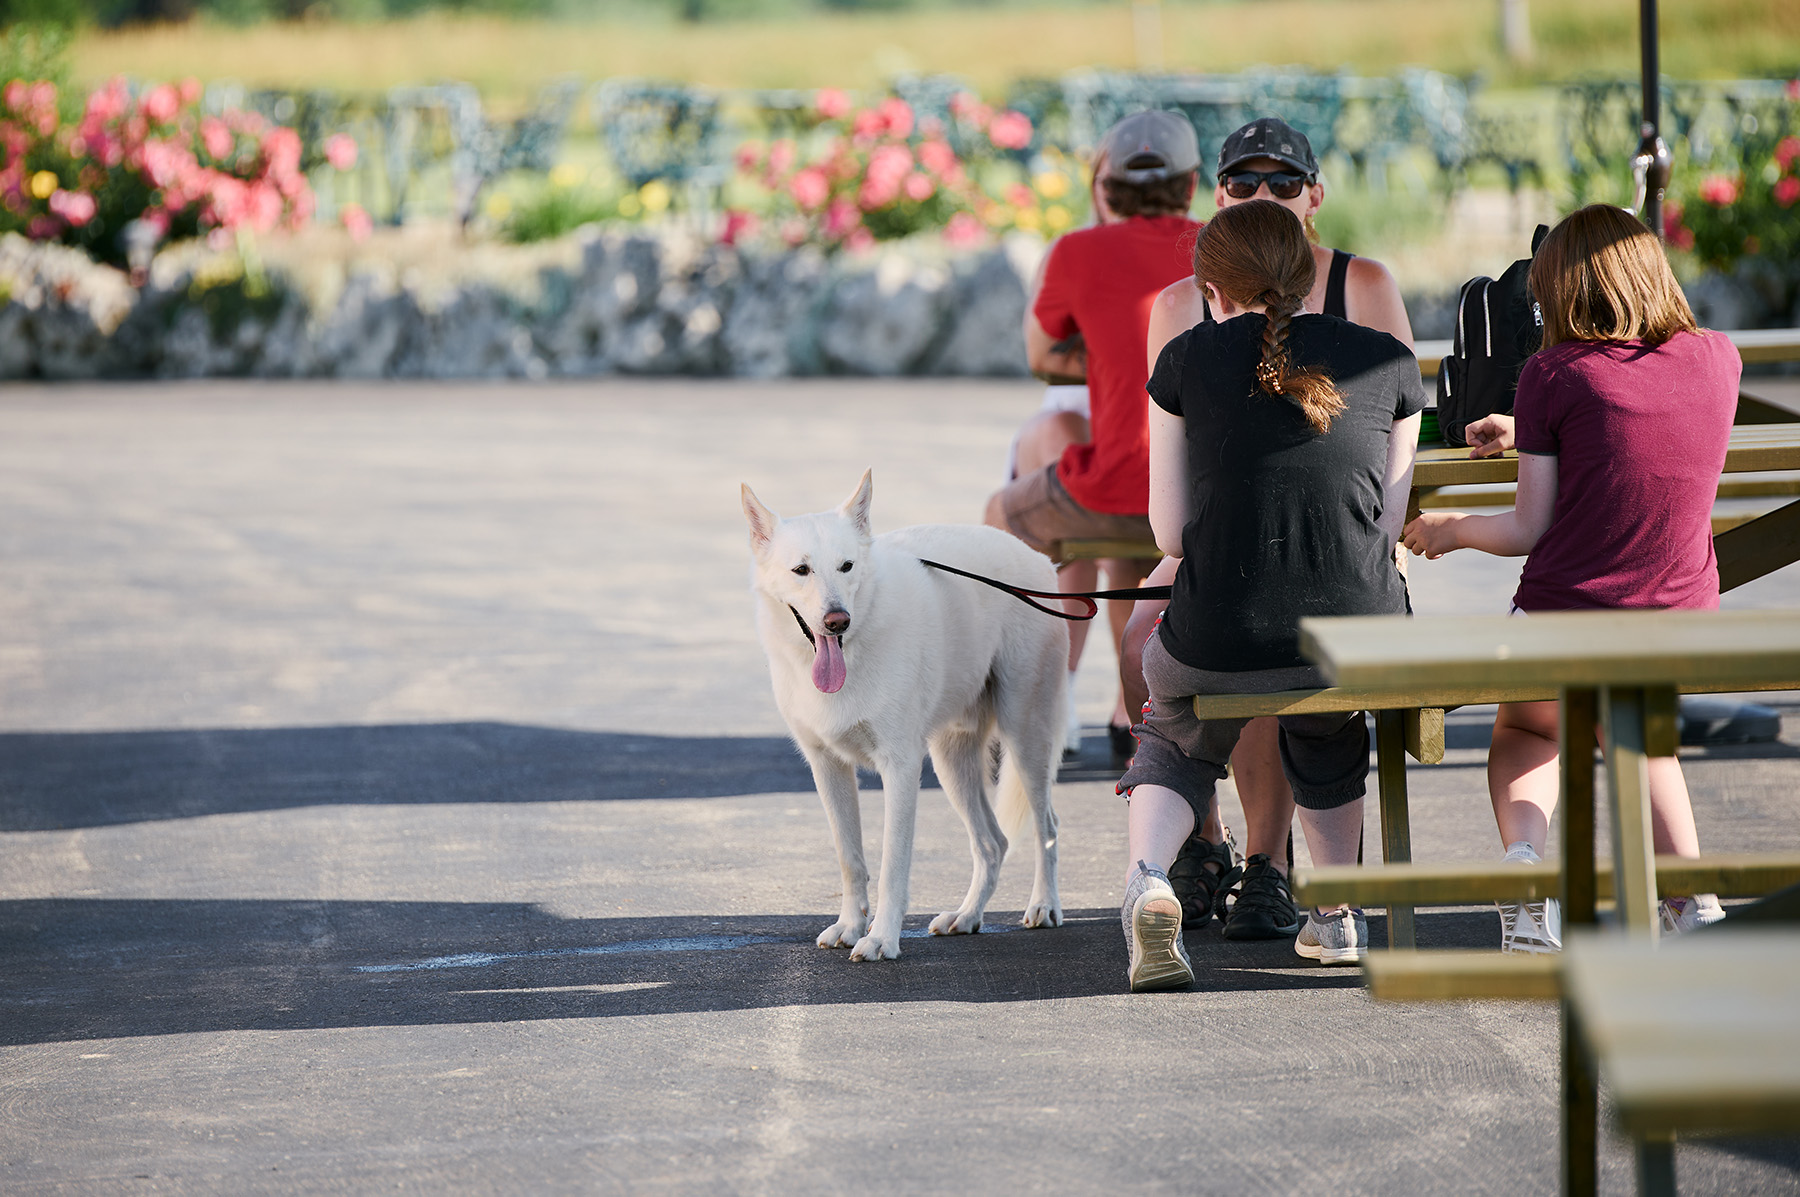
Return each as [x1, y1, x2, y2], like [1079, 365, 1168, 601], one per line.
[3, 380, 1798, 1195]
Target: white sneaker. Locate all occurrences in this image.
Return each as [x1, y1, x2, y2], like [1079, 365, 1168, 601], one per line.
[1497, 842, 1562, 954]
[1123, 861, 1193, 992]
[1659, 894, 1726, 936]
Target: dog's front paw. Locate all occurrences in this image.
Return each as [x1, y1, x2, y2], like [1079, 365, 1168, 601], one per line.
[816, 919, 866, 949]
[929, 909, 982, 936]
[848, 932, 901, 961]
[1021, 900, 1063, 929]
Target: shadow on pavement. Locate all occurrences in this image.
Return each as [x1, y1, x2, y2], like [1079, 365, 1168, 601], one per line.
[0, 900, 1499, 1045]
[0, 723, 830, 830]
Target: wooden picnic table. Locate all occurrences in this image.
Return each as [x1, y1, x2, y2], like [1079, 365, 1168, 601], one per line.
[1412, 326, 1800, 377]
[1298, 607, 1800, 1196]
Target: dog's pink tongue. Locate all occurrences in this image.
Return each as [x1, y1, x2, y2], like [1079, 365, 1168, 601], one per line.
[812, 634, 846, 693]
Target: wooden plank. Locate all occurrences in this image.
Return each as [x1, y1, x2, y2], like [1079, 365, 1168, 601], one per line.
[1714, 499, 1800, 592]
[1191, 675, 1798, 724]
[1412, 426, 1800, 492]
[1299, 609, 1800, 692]
[1562, 929, 1800, 1139]
[1729, 327, 1800, 364]
[1363, 949, 1562, 1001]
[1403, 706, 1445, 765]
[1049, 538, 1161, 562]
[1603, 687, 1662, 938]
[1292, 853, 1800, 907]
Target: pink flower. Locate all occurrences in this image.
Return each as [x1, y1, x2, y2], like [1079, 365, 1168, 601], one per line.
[918, 139, 957, 177]
[845, 226, 875, 254]
[340, 202, 373, 242]
[201, 117, 234, 162]
[244, 180, 284, 232]
[851, 108, 885, 142]
[719, 208, 758, 245]
[323, 133, 358, 172]
[1698, 174, 1739, 206]
[734, 140, 763, 174]
[178, 78, 202, 105]
[877, 98, 913, 140]
[866, 143, 912, 185]
[2, 81, 24, 111]
[141, 84, 181, 124]
[26, 213, 58, 238]
[767, 138, 795, 176]
[988, 111, 1033, 151]
[858, 176, 900, 210]
[815, 88, 851, 121]
[84, 79, 129, 125]
[903, 172, 934, 202]
[1776, 176, 1800, 208]
[1006, 183, 1034, 208]
[262, 127, 302, 180]
[943, 211, 984, 247]
[1776, 136, 1800, 173]
[1788, 79, 1800, 101]
[48, 188, 97, 227]
[789, 167, 830, 211]
[823, 197, 860, 239]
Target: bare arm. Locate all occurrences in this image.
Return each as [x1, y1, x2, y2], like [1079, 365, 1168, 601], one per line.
[1402, 451, 1559, 559]
[1146, 278, 1207, 374]
[1025, 313, 1085, 382]
[1148, 401, 1190, 558]
[1344, 257, 1414, 350]
[1379, 411, 1422, 546]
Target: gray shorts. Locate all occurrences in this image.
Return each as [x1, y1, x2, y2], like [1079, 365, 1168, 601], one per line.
[994, 464, 1155, 564]
[1116, 631, 1370, 819]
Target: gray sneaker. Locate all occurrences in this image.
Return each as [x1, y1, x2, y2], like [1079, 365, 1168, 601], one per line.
[1123, 860, 1194, 992]
[1294, 906, 1369, 965]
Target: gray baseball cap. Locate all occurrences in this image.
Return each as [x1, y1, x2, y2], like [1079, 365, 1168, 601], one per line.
[1100, 110, 1201, 184]
[1216, 117, 1318, 178]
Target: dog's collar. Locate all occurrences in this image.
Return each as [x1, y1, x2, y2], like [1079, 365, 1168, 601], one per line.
[787, 605, 817, 648]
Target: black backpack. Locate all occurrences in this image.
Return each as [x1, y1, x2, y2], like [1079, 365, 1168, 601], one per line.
[1435, 224, 1549, 447]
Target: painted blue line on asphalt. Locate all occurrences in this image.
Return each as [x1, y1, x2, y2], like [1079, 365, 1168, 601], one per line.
[353, 934, 792, 973]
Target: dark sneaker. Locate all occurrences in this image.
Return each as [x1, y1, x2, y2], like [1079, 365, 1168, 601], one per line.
[1167, 826, 1241, 926]
[1220, 853, 1302, 940]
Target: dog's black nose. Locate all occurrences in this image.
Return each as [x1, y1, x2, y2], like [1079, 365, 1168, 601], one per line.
[822, 609, 850, 635]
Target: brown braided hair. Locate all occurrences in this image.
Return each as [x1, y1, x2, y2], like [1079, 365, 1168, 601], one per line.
[1195, 199, 1345, 434]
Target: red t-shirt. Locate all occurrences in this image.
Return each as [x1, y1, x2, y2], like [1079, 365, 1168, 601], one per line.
[1033, 214, 1202, 515]
[1512, 331, 1741, 612]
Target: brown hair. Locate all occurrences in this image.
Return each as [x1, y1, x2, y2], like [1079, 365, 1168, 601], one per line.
[1194, 199, 1344, 433]
[1529, 204, 1701, 351]
[1102, 174, 1196, 218]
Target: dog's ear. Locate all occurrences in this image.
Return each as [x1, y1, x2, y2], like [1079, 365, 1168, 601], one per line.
[741, 483, 779, 554]
[839, 469, 873, 541]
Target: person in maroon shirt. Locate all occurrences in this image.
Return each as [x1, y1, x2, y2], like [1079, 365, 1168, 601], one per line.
[984, 110, 1204, 748]
[1403, 204, 1742, 951]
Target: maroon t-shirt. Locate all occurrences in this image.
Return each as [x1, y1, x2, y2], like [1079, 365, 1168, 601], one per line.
[1512, 331, 1740, 612]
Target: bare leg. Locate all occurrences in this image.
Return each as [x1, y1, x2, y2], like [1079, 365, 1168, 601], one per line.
[1098, 556, 1152, 726]
[1015, 410, 1088, 476]
[1119, 556, 1177, 721]
[1059, 558, 1099, 671]
[1488, 699, 1561, 856]
[1647, 758, 1701, 857]
[1124, 783, 1198, 886]
[1234, 717, 1297, 874]
[1295, 798, 1365, 914]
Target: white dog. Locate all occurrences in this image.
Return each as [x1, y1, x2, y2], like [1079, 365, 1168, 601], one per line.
[742, 470, 1068, 961]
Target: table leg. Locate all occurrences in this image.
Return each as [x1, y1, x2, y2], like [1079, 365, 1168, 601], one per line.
[1374, 709, 1415, 949]
[1635, 1135, 1677, 1197]
[1560, 688, 1598, 929]
[1559, 687, 1600, 1197]
[1601, 686, 1664, 939]
[1562, 997, 1599, 1197]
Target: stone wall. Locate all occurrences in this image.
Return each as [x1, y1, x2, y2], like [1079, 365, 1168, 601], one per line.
[1, 229, 1793, 380]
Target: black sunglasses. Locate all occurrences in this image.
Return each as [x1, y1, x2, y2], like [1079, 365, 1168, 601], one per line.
[1219, 169, 1312, 200]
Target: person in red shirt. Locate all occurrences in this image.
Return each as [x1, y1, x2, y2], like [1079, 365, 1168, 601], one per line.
[984, 110, 1203, 747]
[1403, 204, 1741, 951]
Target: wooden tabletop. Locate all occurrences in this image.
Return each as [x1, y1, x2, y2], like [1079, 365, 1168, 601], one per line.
[1412, 424, 1800, 488]
[1413, 328, 1800, 376]
[1561, 928, 1800, 1138]
[1298, 608, 1800, 690]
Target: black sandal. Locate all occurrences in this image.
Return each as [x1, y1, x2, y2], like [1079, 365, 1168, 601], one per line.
[1167, 826, 1242, 925]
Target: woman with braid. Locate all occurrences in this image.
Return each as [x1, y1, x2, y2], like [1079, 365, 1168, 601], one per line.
[1116, 200, 1423, 991]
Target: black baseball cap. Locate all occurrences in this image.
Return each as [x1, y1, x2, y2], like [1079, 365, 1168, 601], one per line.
[1100, 110, 1201, 184]
[1217, 118, 1318, 179]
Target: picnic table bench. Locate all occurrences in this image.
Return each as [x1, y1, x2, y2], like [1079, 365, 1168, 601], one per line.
[1293, 607, 1800, 1197]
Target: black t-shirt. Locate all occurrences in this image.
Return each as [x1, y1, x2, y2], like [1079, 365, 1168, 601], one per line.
[1148, 313, 1427, 672]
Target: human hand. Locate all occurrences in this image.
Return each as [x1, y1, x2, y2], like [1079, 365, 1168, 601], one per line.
[1464, 413, 1515, 459]
[1401, 511, 1466, 559]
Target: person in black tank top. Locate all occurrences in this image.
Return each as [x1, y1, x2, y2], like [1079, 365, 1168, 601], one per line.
[1115, 202, 1423, 990]
[1123, 120, 1417, 945]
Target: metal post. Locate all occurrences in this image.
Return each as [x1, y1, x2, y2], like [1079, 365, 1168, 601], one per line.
[1632, 0, 1671, 236]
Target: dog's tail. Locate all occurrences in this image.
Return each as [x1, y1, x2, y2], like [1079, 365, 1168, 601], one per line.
[991, 748, 1034, 850]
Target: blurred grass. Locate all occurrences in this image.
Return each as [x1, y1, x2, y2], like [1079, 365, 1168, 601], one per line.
[68, 0, 1800, 104]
